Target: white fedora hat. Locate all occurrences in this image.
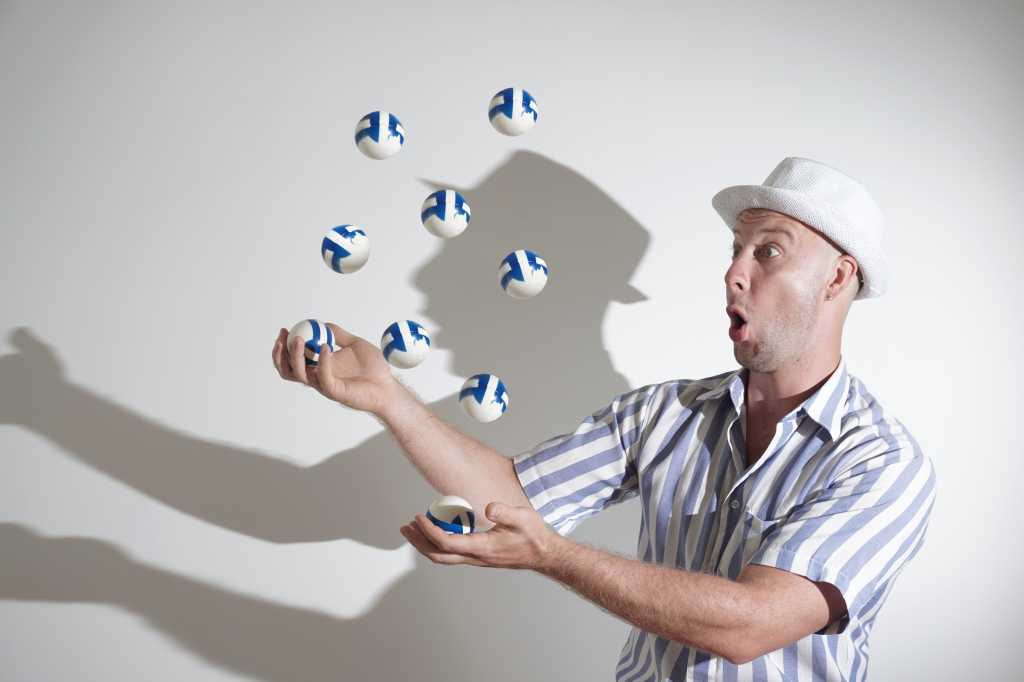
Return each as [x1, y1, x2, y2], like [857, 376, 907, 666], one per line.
[711, 156, 888, 300]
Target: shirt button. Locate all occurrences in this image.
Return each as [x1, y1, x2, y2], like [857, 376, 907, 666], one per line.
[729, 499, 740, 510]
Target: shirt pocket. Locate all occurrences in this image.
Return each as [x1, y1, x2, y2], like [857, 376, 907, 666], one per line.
[661, 498, 721, 571]
[716, 508, 786, 578]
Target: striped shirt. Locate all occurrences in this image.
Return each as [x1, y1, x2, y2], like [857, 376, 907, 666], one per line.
[513, 356, 937, 681]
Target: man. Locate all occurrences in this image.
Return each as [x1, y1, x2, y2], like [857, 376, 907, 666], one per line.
[272, 156, 937, 681]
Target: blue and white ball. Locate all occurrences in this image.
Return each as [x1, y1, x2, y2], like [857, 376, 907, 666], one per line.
[499, 249, 549, 299]
[287, 319, 336, 366]
[420, 189, 471, 239]
[459, 373, 509, 423]
[488, 87, 538, 136]
[322, 224, 370, 273]
[426, 495, 476, 534]
[381, 320, 431, 369]
[354, 111, 406, 159]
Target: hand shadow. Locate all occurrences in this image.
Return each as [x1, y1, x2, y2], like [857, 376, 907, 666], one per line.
[1, 151, 677, 681]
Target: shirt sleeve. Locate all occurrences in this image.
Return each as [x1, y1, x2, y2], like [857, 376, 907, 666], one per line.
[747, 436, 937, 635]
[512, 385, 656, 536]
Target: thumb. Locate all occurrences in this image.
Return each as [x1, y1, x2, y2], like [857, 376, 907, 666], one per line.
[485, 502, 524, 526]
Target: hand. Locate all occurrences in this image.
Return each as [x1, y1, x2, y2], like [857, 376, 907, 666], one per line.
[399, 502, 568, 572]
[271, 323, 397, 415]
[0, 328, 66, 426]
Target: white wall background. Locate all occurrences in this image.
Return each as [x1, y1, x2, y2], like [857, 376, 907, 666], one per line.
[1, 0, 1020, 679]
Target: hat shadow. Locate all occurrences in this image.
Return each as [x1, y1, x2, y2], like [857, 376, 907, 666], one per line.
[0, 150, 664, 680]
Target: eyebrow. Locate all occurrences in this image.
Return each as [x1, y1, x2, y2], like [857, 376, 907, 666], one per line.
[732, 227, 796, 244]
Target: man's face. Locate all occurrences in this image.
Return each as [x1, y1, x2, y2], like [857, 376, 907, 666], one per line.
[725, 209, 833, 373]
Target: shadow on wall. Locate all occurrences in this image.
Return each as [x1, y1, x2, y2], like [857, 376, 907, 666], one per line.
[0, 151, 666, 681]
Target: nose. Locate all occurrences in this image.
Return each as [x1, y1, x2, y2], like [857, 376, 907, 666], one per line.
[724, 254, 749, 295]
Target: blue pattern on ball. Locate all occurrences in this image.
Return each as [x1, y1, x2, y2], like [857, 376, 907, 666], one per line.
[426, 509, 476, 534]
[488, 87, 538, 123]
[459, 373, 509, 414]
[382, 320, 431, 362]
[355, 112, 405, 146]
[500, 250, 548, 291]
[322, 225, 367, 273]
[420, 190, 471, 225]
[302, 319, 334, 366]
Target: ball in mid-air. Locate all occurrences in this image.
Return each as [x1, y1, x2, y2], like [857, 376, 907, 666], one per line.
[488, 87, 538, 136]
[321, 224, 370, 273]
[354, 111, 406, 159]
[499, 249, 548, 299]
[426, 495, 475, 534]
[420, 189, 471, 238]
[287, 319, 336, 366]
[381, 320, 431, 369]
[459, 373, 509, 423]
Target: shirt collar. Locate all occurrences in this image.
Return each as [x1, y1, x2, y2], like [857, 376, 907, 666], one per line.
[693, 357, 850, 441]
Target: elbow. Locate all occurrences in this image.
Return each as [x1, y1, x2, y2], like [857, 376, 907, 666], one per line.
[670, 622, 762, 665]
[723, 589, 764, 665]
[726, 647, 757, 667]
[725, 631, 764, 666]
[670, 636, 755, 666]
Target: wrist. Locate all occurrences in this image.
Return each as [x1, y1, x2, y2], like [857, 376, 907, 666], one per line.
[537, 531, 581, 577]
[376, 377, 419, 424]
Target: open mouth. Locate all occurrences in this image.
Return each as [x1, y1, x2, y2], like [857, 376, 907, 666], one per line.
[727, 306, 749, 342]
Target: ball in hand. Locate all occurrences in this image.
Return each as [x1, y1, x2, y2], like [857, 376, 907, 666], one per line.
[427, 495, 476, 534]
[287, 319, 336, 366]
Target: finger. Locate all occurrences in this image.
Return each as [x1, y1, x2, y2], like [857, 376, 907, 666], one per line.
[485, 502, 507, 524]
[307, 364, 321, 391]
[308, 344, 332, 390]
[413, 514, 486, 555]
[400, 524, 488, 567]
[272, 330, 287, 375]
[318, 342, 332, 364]
[324, 322, 357, 348]
[400, 524, 467, 563]
[485, 502, 527, 528]
[289, 336, 309, 383]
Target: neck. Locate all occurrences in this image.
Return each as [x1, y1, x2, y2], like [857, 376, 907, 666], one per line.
[744, 347, 842, 420]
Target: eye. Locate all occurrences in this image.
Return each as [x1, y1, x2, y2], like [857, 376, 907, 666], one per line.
[731, 244, 782, 259]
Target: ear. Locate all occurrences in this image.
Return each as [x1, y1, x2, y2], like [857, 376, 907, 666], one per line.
[826, 255, 859, 301]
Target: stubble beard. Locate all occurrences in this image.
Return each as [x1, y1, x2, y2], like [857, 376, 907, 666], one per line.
[734, 287, 821, 374]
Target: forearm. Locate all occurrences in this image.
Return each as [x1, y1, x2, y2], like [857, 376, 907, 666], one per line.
[378, 379, 529, 516]
[539, 538, 754, 663]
